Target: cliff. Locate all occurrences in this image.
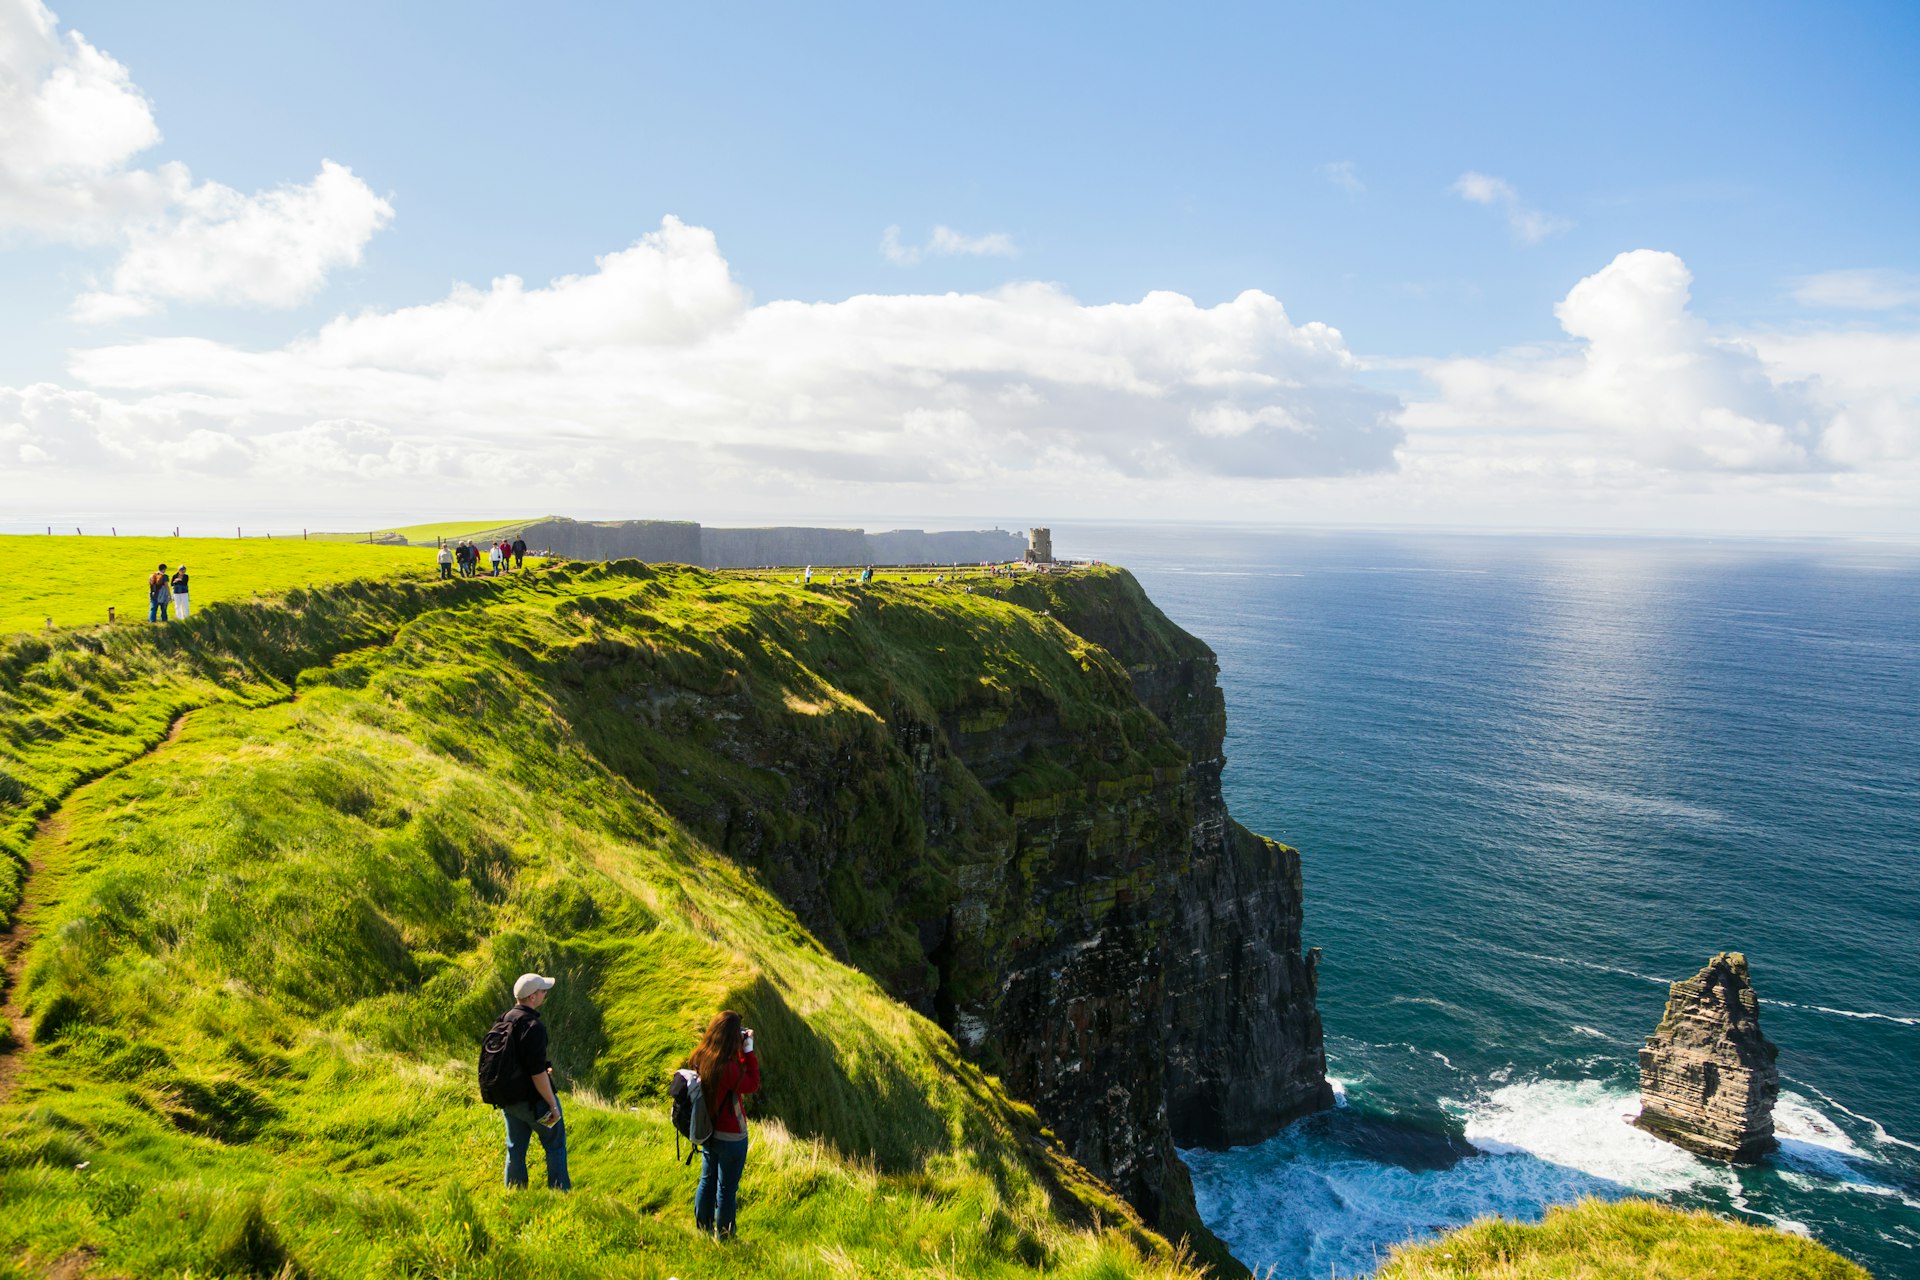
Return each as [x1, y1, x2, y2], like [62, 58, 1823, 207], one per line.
[557, 566, 1331, 1249]
[512, 516, 1024, 566]
[1636, 952, 1781, 1162]
[0, 558, 1317, 1276]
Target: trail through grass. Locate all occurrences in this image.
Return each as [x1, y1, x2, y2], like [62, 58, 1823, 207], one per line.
[2, 534, 437, 637]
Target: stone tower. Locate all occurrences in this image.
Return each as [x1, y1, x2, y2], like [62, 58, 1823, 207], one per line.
[1025, 527, 1053, 563]
[1635, 952, 1780, 1162]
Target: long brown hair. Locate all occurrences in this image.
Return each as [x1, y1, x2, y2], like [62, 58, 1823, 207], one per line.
[688, 1010, 743, 1114]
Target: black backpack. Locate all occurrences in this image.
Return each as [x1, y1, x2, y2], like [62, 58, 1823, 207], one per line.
[478, 1008, 531, 1105]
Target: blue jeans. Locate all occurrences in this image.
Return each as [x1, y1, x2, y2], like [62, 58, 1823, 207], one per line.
[696, 1134, 749, 1235]
[502, 1100, 570, 1190]
[149, 596, 168, 622]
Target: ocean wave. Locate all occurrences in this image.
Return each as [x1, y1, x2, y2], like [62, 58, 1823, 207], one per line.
[1183, 1075, 1908, 1279]
[1767, 999, 1920, 1028]
[1455, 1079, 1715, 1195]
[1782, 1076, 1920, 1154]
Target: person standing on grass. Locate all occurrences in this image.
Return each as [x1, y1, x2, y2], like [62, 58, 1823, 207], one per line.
[490, 973, 571, 1191]
[147, 563, 171, 623]
[170, 565, 191, 619]
[437, 543, 454, 580]
[489, 542, 504, 576]
[512, 536, 527, 569]
[687, 1010, 760, 1240]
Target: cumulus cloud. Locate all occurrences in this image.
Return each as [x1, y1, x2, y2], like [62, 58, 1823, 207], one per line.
[1, 216, 1402, 511]
[1, 0, 390, 315]
[0, 0, 170, 238]
[72, 160, 392, 318]
[881, 224, 1017, 266]
[1401, 249, 1916, 477]
[1452, 171, 1570, 244]
[1791, 269, 1920, 311]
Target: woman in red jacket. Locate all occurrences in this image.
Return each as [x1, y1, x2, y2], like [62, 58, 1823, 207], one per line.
[689, 1010, 760, 1239]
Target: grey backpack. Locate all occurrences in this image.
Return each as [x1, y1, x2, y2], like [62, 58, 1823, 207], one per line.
[669, 1068, 713, 1164]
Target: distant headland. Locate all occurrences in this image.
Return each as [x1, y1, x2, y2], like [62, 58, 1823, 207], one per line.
[330, 516, 1029, 567]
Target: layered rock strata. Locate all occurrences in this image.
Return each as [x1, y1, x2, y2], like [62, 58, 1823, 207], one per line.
[1635, 952, 1780, 1162]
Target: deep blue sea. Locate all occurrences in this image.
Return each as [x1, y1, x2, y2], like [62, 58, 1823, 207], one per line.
[1055, 525, 1920, 1280]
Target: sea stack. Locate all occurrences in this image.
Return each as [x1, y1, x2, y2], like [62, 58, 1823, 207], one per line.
[1635, 951, 1780, 1162]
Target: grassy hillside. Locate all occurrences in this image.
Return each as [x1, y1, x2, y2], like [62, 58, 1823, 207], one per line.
[0, 534, 436, 637]
[1376, 1198, 1870, 1279]
[0, 557, 1866, 1279]
[0, 563, 1208, 1279]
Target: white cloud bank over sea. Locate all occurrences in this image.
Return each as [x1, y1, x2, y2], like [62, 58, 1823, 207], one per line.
[1, 0, 1916, 532]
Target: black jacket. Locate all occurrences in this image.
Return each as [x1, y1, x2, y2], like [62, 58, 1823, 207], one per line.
[505, 1004, 550, 1102]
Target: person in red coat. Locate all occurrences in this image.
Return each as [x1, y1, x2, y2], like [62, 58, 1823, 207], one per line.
[687, 1009, 760, 1239]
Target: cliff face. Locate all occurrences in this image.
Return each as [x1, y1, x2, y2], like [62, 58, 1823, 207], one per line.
[568, 566, 1329, 1253]
[1636, 952, 1780, 1163]
[515, 517, 1024, 567]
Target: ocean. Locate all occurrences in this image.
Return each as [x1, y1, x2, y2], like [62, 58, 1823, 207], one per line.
[1054, 525, 1920, 1280]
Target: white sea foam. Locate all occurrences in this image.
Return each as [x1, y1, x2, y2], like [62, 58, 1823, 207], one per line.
[1569, 1024, 1611, 1039]
[1184, 1076, 1916, 1280]
[1783, 1076, 1920, 1154]
[1768, 999, 1920, 1028]
[1457, 1080, 1713, 1195]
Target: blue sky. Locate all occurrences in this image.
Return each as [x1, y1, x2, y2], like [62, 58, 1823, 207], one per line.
[3, 0, 1918, 532]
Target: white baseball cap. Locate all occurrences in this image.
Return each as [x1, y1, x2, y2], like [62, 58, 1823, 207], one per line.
[513, 973, 556, 1001]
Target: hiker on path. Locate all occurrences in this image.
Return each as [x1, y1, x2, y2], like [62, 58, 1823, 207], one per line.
[512, 536, 527, 569]
[482, 973, 571, 1191]
[170, 565, 190, 619]
[489, 543, 505, 576]
[147, 563, 171, 623]
[687, 1010, 760, 1240]
[437, 544, 454, 580]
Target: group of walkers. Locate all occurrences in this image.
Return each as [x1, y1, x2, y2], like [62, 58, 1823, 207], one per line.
[145, 563, 190, 621]
[439, 536, 527, 579]
[480, 976, 761, 1242]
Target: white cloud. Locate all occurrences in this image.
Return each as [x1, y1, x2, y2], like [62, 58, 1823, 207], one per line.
[1453, 171, 1571, 244]
[881, 224, 1017, 266]
[1, 0, 390, 316]
[1401, 249, 1920, 481]
[1791, 269, 1920, 311]
[74, 160, 392, 318]
[1321, 161, 1363, 194]
[0, 0, 171, 239]
[0, 216, 1402, 514]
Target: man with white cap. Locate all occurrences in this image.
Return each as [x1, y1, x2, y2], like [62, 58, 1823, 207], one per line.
[485, 972, 570, 1191]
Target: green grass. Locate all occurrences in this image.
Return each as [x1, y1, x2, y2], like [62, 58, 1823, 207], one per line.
[309, 518, 545, 546]
[0, 558, 1861, 1280]
[1375, 1198, 1869, 1279]
[1, 534, 438, 637]
[0, 562, 1212, 1279]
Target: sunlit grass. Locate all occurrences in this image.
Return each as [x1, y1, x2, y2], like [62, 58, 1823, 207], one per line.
[1, 533, 435, 636]
[0, 560, 1205, 1278]
[1374, 1198, 1869, 1279]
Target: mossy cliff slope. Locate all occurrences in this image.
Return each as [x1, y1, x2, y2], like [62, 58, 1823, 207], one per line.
[561, 566, 1335, 1238]
[0, 562, 1304, 1278]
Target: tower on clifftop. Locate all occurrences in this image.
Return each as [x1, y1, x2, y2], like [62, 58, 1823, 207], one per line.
[1025, 527, 1053, 563]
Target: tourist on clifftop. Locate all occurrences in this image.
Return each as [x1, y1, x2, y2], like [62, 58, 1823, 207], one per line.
[479, 973, 571, 1191]
[686, 1011, 760, 1240]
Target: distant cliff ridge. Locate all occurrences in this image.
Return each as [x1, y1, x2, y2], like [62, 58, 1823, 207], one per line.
[515, 517, 1024, 566]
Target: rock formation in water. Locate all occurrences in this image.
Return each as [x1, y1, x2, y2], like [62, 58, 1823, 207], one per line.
[1635, 951, 1780, 1162]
